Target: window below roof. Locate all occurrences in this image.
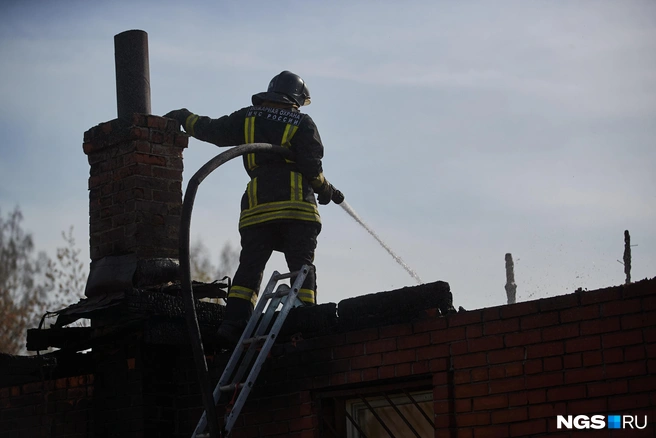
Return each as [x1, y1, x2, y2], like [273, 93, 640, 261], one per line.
[317, 377, 434, 438]
[346, 390, 433, 438]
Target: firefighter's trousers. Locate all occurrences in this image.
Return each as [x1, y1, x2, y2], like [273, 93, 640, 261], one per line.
[224, 221, 321, 322]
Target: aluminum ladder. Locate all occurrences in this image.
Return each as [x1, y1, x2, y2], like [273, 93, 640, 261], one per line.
[193, 265, 311, 438]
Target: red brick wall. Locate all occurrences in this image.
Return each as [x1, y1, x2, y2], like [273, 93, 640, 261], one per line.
[219, 277, 655, 437]
[2, 278, 654, 437]
[82, 114, 188, 262]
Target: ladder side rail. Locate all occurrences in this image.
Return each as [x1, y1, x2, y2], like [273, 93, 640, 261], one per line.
[251, 287, 288, 338]
[224, 306, 303, 434]
[260, 270, 286, 301]
[260, 265, 310, 334]
[210, 269, 305, 435]
[195, 269, 289, 436]
[226, 284, 294, 389]
[228, 293, 285, 389]
[216, 347, 245, 393]
[200, 265, 313, 436]
[223, 267, 311, 434]
[194, 281, 283, 437]
[215, 270, 282, 388]
[234, 266, 310, 375]
[245, 265, 309, 359]
[273, 265, 311, 324]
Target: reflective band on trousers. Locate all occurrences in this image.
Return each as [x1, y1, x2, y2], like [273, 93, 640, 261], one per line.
[298, 288, 316, 304]
[229, 285, 314, 305]
[228, 285, 258, 307]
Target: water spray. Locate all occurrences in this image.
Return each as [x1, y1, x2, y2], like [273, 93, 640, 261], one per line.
[339, 200, 423, 284]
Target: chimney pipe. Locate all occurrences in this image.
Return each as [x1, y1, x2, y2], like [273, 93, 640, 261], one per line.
[114, 30, 151, 119]
[505, 253, 517, 304]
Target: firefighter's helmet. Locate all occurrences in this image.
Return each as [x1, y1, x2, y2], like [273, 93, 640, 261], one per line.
[252, 71, 311, 107]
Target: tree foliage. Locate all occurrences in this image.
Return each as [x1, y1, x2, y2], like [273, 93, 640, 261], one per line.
[190, 238, 239, 305]
[190, 238, 239, 283]
[0, 206, 238, 354]
[0, 207, 87, 354]
[48, 226, 87, 303]
[0, 207, 52, 354]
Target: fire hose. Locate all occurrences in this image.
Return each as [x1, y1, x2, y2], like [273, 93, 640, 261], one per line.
[180, 143, 293, 438]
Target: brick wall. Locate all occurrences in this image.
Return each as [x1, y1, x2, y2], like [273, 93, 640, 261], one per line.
[82, 115, 188, 263]
[91, 339, 144, 437]
[215, 277, 655, 438]
[2, 278, 654, 437]
[0, 374, 93, 437]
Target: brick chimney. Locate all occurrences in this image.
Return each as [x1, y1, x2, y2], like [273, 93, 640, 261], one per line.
[82, 115, 188, 295]
[82, 30, 188, 296]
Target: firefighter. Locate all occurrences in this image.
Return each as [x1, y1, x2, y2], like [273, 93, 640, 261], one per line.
[164, 71, 343, 347]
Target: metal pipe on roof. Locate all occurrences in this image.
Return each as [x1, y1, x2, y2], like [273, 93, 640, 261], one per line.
[114, 30, 151, 119]
[505, 253, 517, 304]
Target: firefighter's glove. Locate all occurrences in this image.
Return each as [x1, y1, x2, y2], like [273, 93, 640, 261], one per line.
[163, 108, 192, 131]
[316, 181, 334, 205]
[331, 186, 344, 205]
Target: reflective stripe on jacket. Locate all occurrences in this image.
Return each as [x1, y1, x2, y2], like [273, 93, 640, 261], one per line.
[184, 105, 327, 229]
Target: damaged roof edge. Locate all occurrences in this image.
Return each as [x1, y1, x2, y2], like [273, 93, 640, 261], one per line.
[25, 280, 454, 353]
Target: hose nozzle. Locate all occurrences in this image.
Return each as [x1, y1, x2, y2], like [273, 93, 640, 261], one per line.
[331, 186, 344, 204]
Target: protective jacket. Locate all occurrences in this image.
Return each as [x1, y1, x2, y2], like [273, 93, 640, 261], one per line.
[183, 105, 328, 229]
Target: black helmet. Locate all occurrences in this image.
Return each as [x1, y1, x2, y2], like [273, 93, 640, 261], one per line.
[252, 71, 311, 107]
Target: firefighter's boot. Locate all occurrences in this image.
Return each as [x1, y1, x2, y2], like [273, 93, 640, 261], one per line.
[217, 298, 253, 348]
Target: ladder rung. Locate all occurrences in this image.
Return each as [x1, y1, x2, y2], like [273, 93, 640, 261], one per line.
[272, 270, 301, 280]
[263, 286, 292, 300]
[219, 382, 244, 392]
[275, 288, 292, 298]
[242, 335, 269, 345]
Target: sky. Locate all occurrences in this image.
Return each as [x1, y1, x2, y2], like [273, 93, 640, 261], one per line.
[1, 0, 654, 313]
